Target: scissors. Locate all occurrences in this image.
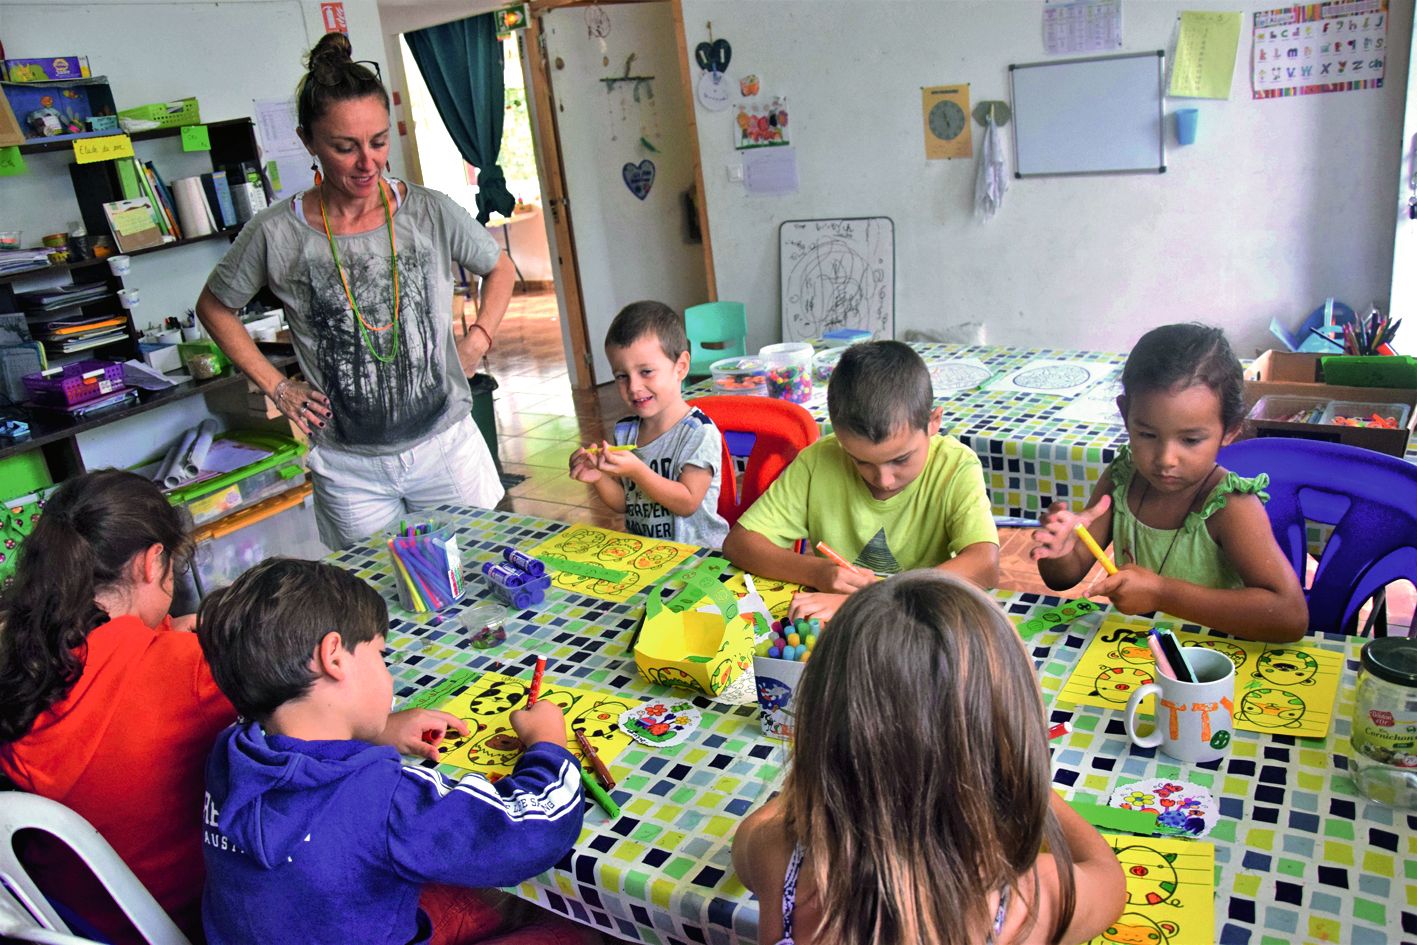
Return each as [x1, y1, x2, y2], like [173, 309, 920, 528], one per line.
[694, 38, 731, 74]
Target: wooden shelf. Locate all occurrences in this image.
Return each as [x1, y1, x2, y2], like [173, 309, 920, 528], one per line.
[15, 118, 261, 155]
[0, 226, 244, 286]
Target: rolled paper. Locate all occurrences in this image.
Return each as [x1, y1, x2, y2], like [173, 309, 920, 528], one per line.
[181, 419, 218, 479]
[161, 428, 201, 489]
[173, 176, 216, 238]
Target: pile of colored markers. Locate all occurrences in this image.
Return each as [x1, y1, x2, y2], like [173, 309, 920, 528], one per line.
[388, 522, 464, 613]
[756, 617, 821, 661]
[482, 548, 552, 609]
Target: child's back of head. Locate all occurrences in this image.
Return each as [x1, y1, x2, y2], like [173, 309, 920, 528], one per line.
[197, 557, 387, 721]
[1122, 323, 1245, 430]
[781, 571, 1074, 945]
[826, 340, 935, 442]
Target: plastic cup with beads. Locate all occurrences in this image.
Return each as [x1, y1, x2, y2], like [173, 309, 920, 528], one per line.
[459, 601, 509, 649]
[760, 342, 813, 403]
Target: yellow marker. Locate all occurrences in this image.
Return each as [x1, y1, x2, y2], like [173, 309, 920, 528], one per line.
[584, 444, 636, 453]
[1073, 523, 1118, 575]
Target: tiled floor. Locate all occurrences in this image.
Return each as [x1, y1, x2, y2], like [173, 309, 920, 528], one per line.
[475, 290, 1414, 628]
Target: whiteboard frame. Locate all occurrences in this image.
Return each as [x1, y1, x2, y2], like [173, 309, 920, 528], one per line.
[778, 216, 896, 343]
[1009, 50, 1167, 178]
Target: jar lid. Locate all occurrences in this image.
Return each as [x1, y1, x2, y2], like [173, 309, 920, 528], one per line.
[1360, 637, 1417, 687]
[710, 356, 766, 375]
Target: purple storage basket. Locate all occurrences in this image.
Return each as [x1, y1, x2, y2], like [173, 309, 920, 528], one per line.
[23, 360, 126, 407]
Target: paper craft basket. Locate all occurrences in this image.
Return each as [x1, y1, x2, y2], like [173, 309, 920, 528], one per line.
[635, 563, 756, 696]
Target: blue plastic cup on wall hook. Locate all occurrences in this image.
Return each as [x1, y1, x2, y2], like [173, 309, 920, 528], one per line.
[1175, 108, 1199, 146]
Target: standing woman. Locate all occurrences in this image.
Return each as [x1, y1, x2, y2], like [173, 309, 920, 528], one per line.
[197, 33, 515, 549]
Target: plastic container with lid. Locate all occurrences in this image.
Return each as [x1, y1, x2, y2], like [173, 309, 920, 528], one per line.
[821, 328, 872, 347]
[1319, 400, 1411, 430]
[812, 346, 846, 384]
[1246, 395, 1326, 424]
[759, 342, 813, 403]
[710, 356, 768, 395]
[1349, 637, 1417, 808]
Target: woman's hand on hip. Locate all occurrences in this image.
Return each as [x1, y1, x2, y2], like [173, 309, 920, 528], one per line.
[269, 377, 332, 436]
[457, 325, 493, 377]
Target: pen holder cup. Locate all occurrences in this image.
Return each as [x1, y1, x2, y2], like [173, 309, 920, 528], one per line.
[387, 525, 465, 614]
[754, 655, 807, 741]
[1174, 108, 1199, 146]
[1124, 647, 1235, 763]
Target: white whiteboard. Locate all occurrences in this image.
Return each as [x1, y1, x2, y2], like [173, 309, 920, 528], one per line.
[1010, 51, 1167, 177]
[779, 217, 894, 342]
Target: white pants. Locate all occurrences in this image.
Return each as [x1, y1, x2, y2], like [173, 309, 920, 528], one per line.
[305, 414, 505, 550]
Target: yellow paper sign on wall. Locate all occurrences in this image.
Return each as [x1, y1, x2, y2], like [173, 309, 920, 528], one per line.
[73, 135, 135, 164]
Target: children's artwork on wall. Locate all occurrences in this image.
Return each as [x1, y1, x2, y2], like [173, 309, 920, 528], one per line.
[619, 699, 701, 746]
[527, 525, 697, 603]
[929, 358, 994, 396]
[623, 159, 655, 200]
[1109, 778, 1219, 838]
[739, 74, 760, 97]
[985, 359, 1105, 397]
[1058, 617, 1343, 738]
[780, 217, 895, 342]
[435, 672, 634, 779]
[734, 96, 789, 149]
[1083, 836, 1213, 945]
[694, 36, 732, 111]
[599, 54, 657, 148]
[1251, 0, 1386, 99]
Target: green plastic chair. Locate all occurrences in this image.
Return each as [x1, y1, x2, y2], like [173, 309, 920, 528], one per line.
[685, 302, 748, 377]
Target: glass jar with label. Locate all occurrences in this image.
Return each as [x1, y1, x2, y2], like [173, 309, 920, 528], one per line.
[1349, 637, 1417, 808]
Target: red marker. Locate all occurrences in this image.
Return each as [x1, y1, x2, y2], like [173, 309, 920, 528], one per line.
[1048, 720, 1073, 740]
[527, 657, 547, 706]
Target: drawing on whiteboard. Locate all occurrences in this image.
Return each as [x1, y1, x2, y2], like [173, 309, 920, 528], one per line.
[779, 218, 894, 342]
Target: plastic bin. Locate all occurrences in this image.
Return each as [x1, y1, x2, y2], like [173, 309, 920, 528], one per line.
[165, 430, 307, 525]
[1247, 395, 1325, 425]
[191, 485, 329, 597]
[1320, 355, 1417, 389]
[759, 342, 813, 403]
[709, 356, 768, 395]
[1319, 400, 1411, 430]
[812, 347, 846, 384]
[23, 360, 124, 407]
[821, 328, 872, 347]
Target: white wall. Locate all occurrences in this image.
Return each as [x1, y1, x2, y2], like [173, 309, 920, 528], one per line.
[1391, 14, 1417, 345]
[680, 0, 1414, 357]
[0, 0, 396, 332]
[544, 2, 710, 383]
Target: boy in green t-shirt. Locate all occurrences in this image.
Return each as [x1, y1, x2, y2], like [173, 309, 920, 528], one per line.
[723, 341, 999, 621]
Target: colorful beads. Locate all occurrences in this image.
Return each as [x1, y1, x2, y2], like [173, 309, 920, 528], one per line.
[765, 363, 811, 402]
[758, 617, 821, 662]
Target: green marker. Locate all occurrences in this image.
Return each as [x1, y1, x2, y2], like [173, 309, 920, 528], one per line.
[579, 766, 621, 819]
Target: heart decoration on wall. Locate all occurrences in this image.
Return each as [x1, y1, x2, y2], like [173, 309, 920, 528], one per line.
[622, 159, 655, 200]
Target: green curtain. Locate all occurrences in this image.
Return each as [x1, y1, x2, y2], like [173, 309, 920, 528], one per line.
[405, 13, 515, 223]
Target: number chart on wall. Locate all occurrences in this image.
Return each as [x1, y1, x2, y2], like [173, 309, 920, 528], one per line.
[779, 217, 894, 343]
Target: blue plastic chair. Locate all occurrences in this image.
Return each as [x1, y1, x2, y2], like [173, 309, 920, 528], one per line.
[685, 302, 748, 377]
[1218, 438, 1417, 635]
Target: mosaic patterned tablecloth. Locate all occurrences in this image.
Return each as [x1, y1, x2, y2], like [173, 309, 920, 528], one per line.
[688, 341, 1417, 521]
[337, 507, 1414, 945]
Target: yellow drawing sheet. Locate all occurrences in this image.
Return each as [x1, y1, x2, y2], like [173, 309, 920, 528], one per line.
[1058, 617, 1343, 739]
[1085, 836, 1214, 945]
[435, 672, 634, 780]
[723, 572, 805, 621]
[528, 525, 698, 603]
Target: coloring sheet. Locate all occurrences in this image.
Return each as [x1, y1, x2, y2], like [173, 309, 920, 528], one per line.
[723, 572, 803, 621]
[1055, 370, 1124, 424]
[528, 525, 698, 603]
[1084, 836, 1214, 945]
[985, 359, 1105, 397]
[1013, 597, 1103, 639]
[1058, 617, 1343, 738]
[436, 672, 634, 779]
[1109, 778, 1219, 838]
[929, 358, 994, 397]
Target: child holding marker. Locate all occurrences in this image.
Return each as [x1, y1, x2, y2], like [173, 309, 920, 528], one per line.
[1032, 324, 1308, 642]
[724, 341, 998, 621]
[570, 301, 728, 548]
[733, 572, 1126, 945]
[198, 558, 593, 945]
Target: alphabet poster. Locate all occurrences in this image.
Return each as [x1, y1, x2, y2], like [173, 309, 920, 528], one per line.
[1058, 617, 1343, 739]
[1251, 0, 1386, 99]
[1084, 836, 1214, 945]
[435, 672, 634, 779]
[527, 525, 698, 603]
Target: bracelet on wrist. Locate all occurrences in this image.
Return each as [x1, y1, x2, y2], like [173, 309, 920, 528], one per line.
[471, 324, 494, 350]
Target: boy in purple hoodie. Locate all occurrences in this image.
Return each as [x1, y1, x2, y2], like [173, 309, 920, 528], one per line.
[197, 558, 585, 945]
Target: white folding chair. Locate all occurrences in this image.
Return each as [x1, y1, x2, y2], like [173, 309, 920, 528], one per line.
[0, 792, 191, 945]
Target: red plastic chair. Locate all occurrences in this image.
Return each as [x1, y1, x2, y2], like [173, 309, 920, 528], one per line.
[690, 396, 820, 528]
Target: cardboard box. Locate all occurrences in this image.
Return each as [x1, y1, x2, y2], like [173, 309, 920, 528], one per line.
[117, 97, 200, 129]
[0, 94, 22, 147]
[1, 57, 91, 82]
[1245, 350, 1324, 385]
[1, 76, 117, 141]
[1243, 379, 1417, 457]
[1247, 349, 1417, 390]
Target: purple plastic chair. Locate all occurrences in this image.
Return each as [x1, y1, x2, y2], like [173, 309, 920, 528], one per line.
[1218, 437, 1417, 636]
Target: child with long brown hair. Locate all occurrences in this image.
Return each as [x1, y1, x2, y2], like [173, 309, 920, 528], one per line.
[733, 571, 1126, 945]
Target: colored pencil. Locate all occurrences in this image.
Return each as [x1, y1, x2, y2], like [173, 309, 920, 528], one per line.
[1146, 629, 1176, 680]
[579, 766, 621, 818]
[1072, 523, 1118, 575]
[574, 727, 616, 790]
[527, 657, 547, 706]
[815, 541, 868, 574]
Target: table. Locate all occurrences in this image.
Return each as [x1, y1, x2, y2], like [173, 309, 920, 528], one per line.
[687, 342, 1417, 520]
[347, 506, 1415, 945]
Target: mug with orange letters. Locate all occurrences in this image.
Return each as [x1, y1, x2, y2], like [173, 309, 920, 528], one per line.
[1124, 647, 1235, 763]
